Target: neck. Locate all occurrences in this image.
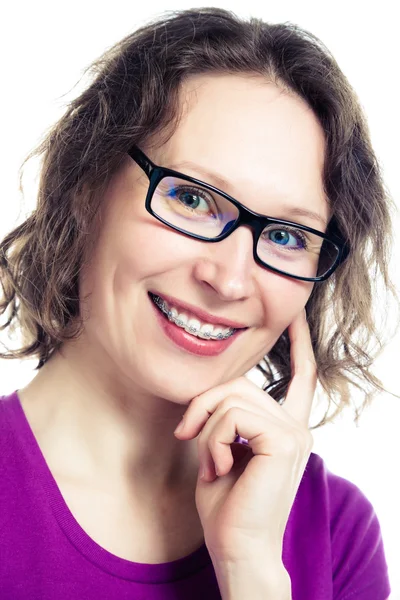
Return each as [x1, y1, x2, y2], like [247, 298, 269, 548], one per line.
[18, 340, 200, 496]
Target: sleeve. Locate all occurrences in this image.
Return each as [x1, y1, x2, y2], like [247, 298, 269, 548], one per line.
[330, 477, 391, 600]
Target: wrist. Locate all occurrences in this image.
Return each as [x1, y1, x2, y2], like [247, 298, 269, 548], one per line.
[212, 560, 291, 600]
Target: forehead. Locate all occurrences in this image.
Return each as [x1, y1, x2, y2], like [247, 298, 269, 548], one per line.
[155, 73, 331, 226]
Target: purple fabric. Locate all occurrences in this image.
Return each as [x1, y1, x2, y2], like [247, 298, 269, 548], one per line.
[0, 390, 391, 599]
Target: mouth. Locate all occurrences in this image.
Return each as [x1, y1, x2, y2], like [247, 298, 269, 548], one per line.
[149, 291, 247, 340]
[148, 291, 248, 356]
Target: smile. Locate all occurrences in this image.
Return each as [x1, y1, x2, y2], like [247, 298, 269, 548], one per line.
[149, 292, 236, 340]
[148, 292, 247, 357]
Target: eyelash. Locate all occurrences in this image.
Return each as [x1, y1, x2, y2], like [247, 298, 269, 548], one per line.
[177, 185, 216, 209]
[266, 224, 309, 250]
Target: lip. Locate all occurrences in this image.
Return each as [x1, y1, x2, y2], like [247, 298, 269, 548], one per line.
[149, 293, 245, 357]
[149, 290, 248, 329]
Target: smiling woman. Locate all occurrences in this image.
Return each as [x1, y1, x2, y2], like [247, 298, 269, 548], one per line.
[0, 7, 397, 600]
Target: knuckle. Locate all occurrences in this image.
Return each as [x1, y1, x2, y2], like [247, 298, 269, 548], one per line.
[224, 405, 242, 420]
[208, 434, 221, 453]
[220, 395, 241, 412]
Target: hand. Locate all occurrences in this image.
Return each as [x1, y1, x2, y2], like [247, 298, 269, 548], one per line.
[174, 309, 317, 565]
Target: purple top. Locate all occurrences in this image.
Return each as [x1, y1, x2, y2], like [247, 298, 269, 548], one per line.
[0, 390, 391, 599]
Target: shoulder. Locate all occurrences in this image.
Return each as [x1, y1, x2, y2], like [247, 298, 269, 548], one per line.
[0, 391, 24, 525]
[0, 390, 27, 475]
[303, 452, 381, 526]
[0, 390, 19, 429]
[302, 453, 391, 600]
[0, 391, 16, 437]
[302, 452, 385, 548]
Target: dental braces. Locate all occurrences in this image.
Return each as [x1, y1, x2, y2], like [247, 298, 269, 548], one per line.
[151, 294, 234, 340]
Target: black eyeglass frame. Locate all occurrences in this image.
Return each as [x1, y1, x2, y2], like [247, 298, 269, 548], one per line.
[128, 145, 350, 282]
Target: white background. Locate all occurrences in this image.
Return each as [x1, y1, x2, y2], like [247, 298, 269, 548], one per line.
[1, 1, 399, 597]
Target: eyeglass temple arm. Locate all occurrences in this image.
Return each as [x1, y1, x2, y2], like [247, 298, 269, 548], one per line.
[327, 217, 350, 262]
[129, 146, 154, 178]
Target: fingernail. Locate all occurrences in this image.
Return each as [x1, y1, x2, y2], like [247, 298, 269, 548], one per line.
[174, 418, 185, 435]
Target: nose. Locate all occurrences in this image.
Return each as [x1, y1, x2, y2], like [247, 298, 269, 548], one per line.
[193, 226, 257, 302]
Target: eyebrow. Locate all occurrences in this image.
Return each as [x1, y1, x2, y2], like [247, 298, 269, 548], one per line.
[167, 160, 328, 229]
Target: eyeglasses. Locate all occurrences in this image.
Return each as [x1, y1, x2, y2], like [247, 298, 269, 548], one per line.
[128, 146, 349, 282]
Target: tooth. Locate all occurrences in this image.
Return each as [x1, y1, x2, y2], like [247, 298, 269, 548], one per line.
[175, 312, 188, 327]
[168, 307, 179, 322]
[197, 324, 214, 339]
[153, 295, 163, 310]
[185, 318, 201, 334]
[210, 327, 224, 339]
[158, 297, 169, 313]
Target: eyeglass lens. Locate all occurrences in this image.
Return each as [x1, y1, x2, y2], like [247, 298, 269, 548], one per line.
[151, 176, 339, 278]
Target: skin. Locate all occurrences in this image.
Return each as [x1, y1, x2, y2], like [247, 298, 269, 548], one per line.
[18, 73, 330, 514]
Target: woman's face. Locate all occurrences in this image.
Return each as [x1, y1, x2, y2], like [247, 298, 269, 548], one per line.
[79, 74, 330, 403]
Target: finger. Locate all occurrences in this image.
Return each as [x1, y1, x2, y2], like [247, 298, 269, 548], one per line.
[195, 396, 271, 480]
[282, 309, 317, 426]
[175, 376, 293, 440]
[201, 406, 306, 487]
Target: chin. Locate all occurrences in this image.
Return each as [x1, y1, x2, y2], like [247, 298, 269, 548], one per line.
[140, 366, 225, 404]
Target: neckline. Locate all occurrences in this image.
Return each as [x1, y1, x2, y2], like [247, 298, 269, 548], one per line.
[6, 389, 211, 582]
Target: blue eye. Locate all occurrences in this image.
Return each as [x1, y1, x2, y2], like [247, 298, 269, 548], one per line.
[266, 227, 307, 250]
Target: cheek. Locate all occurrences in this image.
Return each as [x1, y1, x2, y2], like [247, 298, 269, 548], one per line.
[113, 219, 199, 285]
[261, 275, 313, 332]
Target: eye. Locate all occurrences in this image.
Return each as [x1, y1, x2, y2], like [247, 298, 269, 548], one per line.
[262, 226, 308, 250]
[162, 182, 220, 220]
[172, 186, 214, 215]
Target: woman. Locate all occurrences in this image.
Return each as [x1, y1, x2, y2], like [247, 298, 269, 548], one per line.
[0, 7, 397, 600]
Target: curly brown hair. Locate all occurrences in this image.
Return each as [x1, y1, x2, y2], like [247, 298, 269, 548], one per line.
[0, 8, 398, 429]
